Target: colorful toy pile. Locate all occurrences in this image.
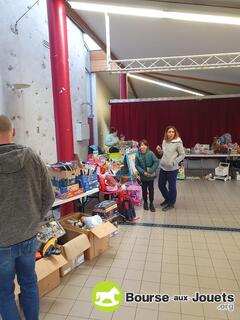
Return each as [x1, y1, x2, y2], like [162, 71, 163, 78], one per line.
[48, 162, 83, 199]
[186, 133, 240, 155]
[48, 162, 99, 199]
[212, 133, 240, 154]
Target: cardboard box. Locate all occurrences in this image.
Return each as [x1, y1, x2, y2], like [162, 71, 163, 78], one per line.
[54, 186, 83, 200]
[60, 254, 85, 277]
[15, 254, 67, 298]
[60, 213, 118, 260]
[58, 230, 90, 277]
[48, 167, 81, 179]
[36, 254, 67, 297]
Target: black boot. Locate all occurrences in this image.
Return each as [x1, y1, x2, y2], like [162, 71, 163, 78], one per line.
[143, 201, 149, 210]
[150, 202, 156, 212]
[160, 200, 168, 207]
[162, 204, 174, 212]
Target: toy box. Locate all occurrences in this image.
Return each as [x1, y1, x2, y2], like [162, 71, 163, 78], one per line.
[60, 213, 118, 260]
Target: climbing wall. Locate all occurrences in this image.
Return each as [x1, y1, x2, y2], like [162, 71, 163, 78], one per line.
[0, 0, 90, 163]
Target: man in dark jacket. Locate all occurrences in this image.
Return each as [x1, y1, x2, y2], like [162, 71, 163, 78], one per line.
[0, 115, 55, 320]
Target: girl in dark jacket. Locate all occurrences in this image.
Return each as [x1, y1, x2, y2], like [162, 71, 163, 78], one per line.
[135, 140, 159, 212]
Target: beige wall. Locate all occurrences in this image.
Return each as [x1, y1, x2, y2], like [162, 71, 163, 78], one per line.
[95, 74, 113, 149]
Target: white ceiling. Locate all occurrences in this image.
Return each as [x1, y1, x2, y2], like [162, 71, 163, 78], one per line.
[69, 0, 240, 98]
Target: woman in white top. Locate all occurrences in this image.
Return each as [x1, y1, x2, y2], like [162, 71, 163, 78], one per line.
[157, 126, 185, 211]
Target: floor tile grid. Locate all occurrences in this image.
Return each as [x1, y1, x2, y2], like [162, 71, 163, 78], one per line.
[80, 238, 120, 320]
[158, 228, 180, 319]
[117, 227, 151, 320]
[41, 226, 238, 319]
[178, 229, 202, 320]
[191, 230, 216, 320]
[207, 231, 240, 309]
[42, 235, 123, 320]
[148, 226, 163, 316]
[113, 226, 160, 319]
[38, 196, 240, 320]
[44, 269, 94, 319]
[132, 226, 162, 320]
[204, 230, 240, 292]
[89, 229, 138, 320]
[190, 230, 236, 320]
[136, 180, 240, 229]
[230, 233, 240, 291]
[113, 228, 141, 320]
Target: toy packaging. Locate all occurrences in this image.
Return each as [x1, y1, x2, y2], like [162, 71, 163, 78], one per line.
[124, 182, 142, 206]
[77, 173, 99, 192]
[37, 215, 66, 243]
[93, 200, 118, 220]
[49, 161, 99, 198]
[177, 162, 185, 180]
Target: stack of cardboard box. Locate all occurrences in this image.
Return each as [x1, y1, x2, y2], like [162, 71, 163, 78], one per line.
[15, 213, 118, 299]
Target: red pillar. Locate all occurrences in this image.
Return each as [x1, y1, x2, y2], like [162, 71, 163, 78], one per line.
[119, 73, 128, 99]
[47, 0, 74, 162]
[88, 117, 94, 146]
[47, 0, 74, 216]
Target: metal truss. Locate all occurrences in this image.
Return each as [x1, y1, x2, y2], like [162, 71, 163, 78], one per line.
[104, 13, 240, 73]
[107, 52, 240, 73]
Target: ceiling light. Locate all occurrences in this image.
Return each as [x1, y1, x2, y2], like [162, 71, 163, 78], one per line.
[69, 2, 240, 26]
[128, 74, 204, 96]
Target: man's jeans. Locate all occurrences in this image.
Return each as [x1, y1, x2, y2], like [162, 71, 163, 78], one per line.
[0, 237, 39, 320]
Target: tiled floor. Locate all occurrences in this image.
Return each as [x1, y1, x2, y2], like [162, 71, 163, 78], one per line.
[39, 180, 240, 320]
[137, 179, 240, 228]
[40, 225, 240, 320]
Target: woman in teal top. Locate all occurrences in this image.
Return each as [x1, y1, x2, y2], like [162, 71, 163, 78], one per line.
[105, 127, 119, 152]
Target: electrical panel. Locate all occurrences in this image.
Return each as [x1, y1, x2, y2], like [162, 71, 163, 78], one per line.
[75, 122, 90, 141]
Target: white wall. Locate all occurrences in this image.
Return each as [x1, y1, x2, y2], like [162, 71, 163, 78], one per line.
[92, 74, 113, 149]
[91, 74, 98, 146]
[0, 0, 90, 163]
[67, 18, 90, 161]
[0, 0, 55, 162]
[0, 74, 5, 114]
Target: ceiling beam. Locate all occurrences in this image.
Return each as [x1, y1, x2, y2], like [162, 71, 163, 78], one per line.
[147, 0, 240, 10]
[140, 73, 213, 95]
[149, 72, 240, 88]
[66, 3, 138, 98]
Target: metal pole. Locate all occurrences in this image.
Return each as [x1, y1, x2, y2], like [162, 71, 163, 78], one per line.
[119, 73, 128, 99]
[105, 12, 111, 70]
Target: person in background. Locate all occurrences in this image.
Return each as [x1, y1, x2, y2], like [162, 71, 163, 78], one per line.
[119, 133, 125, 141]
[0, 115, 55, 320]
[135, 139, 159, 212]
[105, 127, 119, 153]
[156, 126, 185, 211]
